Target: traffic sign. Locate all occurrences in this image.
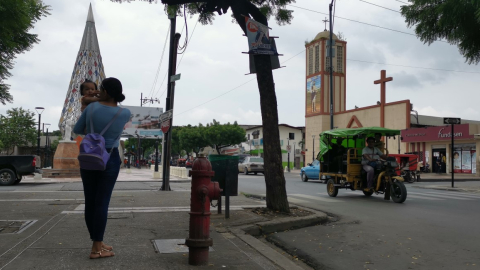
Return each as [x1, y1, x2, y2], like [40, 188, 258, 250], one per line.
[443, 118, 461, 125]
[170, 74, 181, 82]
[159, 109, 173, 122]
[160, 119, 171, 134]
[287, 145, 291, 151]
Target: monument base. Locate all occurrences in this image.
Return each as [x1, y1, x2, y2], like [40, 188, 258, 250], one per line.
[46, 141, 81, 178]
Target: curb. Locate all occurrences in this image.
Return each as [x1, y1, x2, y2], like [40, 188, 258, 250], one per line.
[242, 209, 328, 236]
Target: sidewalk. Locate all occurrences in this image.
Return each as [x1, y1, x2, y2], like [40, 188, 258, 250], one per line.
[0, 180, 315, 269]
[23, 166, 190, 184]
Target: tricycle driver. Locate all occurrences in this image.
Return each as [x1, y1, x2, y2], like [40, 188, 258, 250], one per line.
[362, 137, 388, 191]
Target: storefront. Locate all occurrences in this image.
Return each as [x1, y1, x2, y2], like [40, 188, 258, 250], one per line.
[401, 124, 478, 174]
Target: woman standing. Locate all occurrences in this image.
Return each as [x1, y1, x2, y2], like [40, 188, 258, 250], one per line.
[73, 77, 130, 259]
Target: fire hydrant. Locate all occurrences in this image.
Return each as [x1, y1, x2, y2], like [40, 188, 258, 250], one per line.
[186, 156, 222, 265]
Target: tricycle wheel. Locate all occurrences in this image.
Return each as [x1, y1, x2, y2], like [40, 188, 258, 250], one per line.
[0, 169, 16, 186]
[363, 190, 374, 196]
[391, 181, 407, 203]
[326, 179, 338, 197]
[301, 172, 308, 182]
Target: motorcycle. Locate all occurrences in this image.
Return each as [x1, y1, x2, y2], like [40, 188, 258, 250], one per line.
[401, 170, 417, 183]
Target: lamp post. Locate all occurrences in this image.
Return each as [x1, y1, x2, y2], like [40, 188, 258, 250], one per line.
[43, 123, 50, 168]
[287, 138, 290, 172]
[35, 107, 44, 157]
[312, 135, 315, 161]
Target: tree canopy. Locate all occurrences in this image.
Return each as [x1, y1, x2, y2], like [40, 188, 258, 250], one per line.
[401, 0, 480, 64]
[205, 119, 246, 154]
[178, 124, 209, 156]
[0, 0, 50, 104]
[0, 107, 37, 154]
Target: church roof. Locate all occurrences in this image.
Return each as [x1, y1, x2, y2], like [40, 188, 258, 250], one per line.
[313, 30, 338, 41]
[58, 3, 106, 133]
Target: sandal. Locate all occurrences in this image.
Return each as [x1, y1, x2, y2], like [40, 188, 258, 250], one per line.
[102, 243, 113, 251]
[90, 250, 115, 259]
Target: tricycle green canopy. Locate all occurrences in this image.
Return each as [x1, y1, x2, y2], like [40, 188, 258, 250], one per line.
[318, 127, 401, 159]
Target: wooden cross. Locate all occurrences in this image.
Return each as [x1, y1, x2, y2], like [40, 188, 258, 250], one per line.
[374, 70, 393, 127]
[322, 17, 329, 31]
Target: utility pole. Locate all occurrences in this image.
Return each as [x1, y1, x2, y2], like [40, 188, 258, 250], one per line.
[161, 12, 181, 191]
[287, 139, 290, 172]
[329, 0, 335, 130]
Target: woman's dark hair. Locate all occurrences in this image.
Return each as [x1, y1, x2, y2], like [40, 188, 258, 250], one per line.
[80, 79, 97, 96]
[100, 77, 125, 102]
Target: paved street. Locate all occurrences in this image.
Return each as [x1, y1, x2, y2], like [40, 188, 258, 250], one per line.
[239, 172, 480, 269]
[1, 168, 479, 269]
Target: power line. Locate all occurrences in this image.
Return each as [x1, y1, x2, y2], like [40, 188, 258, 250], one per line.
[174, 50, 308, 117]
[347, 58, 480, 74]
[148, 27, 170, 98]
[155, 16, 200, 100]
[359, 0, 401, 13]
[288, 4, 447, 42]
[395, 0, 410, 5]
[174, 49, 480, 117]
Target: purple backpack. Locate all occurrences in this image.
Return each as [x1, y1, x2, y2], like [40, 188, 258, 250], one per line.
[78, 104, 123, 171]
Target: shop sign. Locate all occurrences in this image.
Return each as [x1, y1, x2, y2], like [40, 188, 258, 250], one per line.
[401, 124, 473, 142]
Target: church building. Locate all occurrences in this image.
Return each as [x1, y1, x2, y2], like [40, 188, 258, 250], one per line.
[304, 30, 480, 175]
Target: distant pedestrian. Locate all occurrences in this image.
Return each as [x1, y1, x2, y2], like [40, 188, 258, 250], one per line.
[73, 77, 130, 259]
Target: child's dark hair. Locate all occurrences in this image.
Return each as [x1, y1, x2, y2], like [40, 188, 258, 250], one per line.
[100, 77, 126, 102]
[80, 79, 98, 96]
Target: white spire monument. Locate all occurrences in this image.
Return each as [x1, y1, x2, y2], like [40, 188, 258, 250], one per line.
[58, 3, 106, 135]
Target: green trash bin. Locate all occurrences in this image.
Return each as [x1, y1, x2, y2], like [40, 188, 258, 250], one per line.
[208, 155, 239, 196]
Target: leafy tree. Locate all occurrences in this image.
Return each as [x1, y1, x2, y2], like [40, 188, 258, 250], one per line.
[0, 107, 37, 155]
[0, 0, 50, 104]
[179, 124, 209, 157]
[110, 0, 292, 212]
[205, 120, 246, 155]
[401, 0, 480, 64]
[171, 126, 184, 157]
[124, 137, 159, 158]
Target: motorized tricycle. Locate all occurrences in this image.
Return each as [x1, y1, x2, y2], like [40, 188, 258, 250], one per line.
[389, 154, 418, 183]
[318, 127, 407, 203]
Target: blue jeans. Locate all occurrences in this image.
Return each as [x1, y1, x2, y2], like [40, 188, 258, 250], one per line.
[80, 148, 121, 242]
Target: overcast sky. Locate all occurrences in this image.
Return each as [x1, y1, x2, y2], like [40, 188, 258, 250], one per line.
[4, 0, 480, 132]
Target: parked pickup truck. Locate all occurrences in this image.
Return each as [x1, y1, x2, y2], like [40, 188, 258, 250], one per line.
[0, 156, 37, 185]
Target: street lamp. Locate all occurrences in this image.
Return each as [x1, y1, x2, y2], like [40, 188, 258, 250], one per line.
[35, 107, 44, 157]
[43, 123, 50, 168]
[287, 138, 290, 172]
[312, 135, 315, 162]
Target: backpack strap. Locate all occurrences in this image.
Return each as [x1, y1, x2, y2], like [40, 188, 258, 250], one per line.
[100, 107, 124, 136]
[88, 102, 96, 134]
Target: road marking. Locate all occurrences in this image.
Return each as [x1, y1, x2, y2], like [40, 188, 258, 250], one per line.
[290, 194, 344, 203]
[425, 191, 480, 199]
[64, 204, 266, 214]
[409, 192, 474, 200]
[407, 194, 443, 200]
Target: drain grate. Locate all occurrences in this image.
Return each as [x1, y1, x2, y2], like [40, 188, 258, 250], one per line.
[0, 220, 37, 234]
[152, 239, 214, 254]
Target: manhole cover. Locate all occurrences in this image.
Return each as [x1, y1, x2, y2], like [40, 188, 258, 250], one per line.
[152, 239, 214, 254]
[0, 220, 37, 234]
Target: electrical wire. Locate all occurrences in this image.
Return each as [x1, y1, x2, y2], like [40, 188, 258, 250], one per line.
[177, 5, 189, 54]
[155, 16, 200, 101]
[173, 48, 480, 117]
[395, 0, 410, 5]
[359, 0, 401, 13]
[148, 27, 170, 98]
[287, 4, 451, 42]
